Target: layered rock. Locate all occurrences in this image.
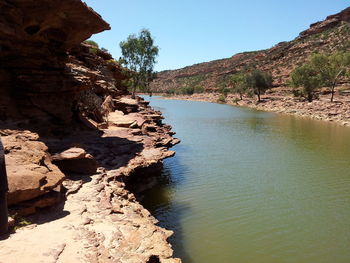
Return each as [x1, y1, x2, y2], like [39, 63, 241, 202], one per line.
[0, 97, 181, 263]
[299, 7, 350, 38]
[0, 129, 65, 208]
[0, 0, 112, 122]
[0, 0, 181, 262]
[52, 148, 98, 175]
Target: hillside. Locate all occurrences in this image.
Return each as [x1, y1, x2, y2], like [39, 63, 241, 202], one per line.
[151, 7, 350, 92]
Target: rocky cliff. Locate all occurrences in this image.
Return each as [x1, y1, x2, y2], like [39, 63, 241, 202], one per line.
[0, 0, 180, 262]
[151, 7, 350, 92]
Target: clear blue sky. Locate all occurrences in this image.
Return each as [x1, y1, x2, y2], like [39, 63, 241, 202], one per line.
[83, 0, 349, 71]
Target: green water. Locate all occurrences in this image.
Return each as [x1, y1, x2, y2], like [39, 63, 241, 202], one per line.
[142, 96, 350, 263]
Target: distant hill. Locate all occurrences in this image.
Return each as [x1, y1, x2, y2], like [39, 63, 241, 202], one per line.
[151, 7, 350, 93]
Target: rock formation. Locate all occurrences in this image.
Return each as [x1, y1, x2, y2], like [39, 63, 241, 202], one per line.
[0, 0, 181, 262]
[0, 0, 111, 122]
[151, 7, 350, 92]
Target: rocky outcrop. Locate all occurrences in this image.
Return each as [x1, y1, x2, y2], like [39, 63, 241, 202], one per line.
[0, 0, 115, 123]
[151, 7, 350, 92]
[0, 96, 181, 262]
[299, 7, 350, 38]
[0, 0, 181, 262]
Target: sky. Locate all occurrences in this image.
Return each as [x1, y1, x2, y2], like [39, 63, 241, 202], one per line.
[83, 0, 349, 71]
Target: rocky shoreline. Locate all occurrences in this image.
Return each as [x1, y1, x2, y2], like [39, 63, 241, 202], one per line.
[0, 0, 182, 261]
[160, 91, 350, 127]
[0, 96, 181, 263]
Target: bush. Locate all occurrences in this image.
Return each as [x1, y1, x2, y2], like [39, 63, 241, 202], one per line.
[89, 47, 98, 54]
[180, 86, 194, 95]
[194, 85, 205, 93]
[165, 88, 176, 95]
[106, 59, 118, 66]
[218, 85, 231, 96]
[232, 97, 240, 104]
[217, 94, 226, 103]
[84, 40, 99, 48]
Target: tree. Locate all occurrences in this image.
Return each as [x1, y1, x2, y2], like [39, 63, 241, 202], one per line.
[230, 73, 248, 100]
[246, 70, 273, 102]
[290, 63, 323, 102]
[310, 52, 350, 102]
[119, 29, 159, 98]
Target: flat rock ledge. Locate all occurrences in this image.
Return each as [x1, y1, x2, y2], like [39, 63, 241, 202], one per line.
[0, 97, 181, 263]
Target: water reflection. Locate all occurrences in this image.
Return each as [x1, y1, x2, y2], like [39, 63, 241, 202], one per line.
[142, 152, 193, 262]
[142, 96, 350, 263]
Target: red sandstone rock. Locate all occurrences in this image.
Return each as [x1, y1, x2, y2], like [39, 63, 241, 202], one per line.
[52, 147, 98, 175]
[1, 130, 65, 206]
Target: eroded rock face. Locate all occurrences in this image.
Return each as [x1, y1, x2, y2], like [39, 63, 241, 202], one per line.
[0, 1, 181, 261]
[0, 0, 111, 122]
[299, 7, 350, 38]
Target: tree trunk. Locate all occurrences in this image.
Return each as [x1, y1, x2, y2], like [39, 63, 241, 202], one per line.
[240, 93, 243, 100]
[257, 89, 261, 102]
[307, 92, 313, 102]
[131, 78, 139, 99]
[331, 70, 344, 102]
[330, 84, 335, 103]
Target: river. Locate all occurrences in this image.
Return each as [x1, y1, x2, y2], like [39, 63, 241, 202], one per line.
[141, 96, 350, 263]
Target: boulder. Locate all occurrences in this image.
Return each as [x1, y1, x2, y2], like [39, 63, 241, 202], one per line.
[108, 111, 138, 128]
[1, 130, 65, 206]
[52, 147, 98, 174]
[114, 97, 139, 113]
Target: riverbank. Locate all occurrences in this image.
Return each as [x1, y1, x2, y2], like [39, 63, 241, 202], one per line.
[159, 91, 350, 127]
[0, 97, 181, 263]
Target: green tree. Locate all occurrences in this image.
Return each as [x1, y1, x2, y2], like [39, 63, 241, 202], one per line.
[310, 52, 350, 102]
[290, 63, 323, 102]
[119, 29, 159, 98]
[246, 70, 273, 102]
[230, 73, 248, 100]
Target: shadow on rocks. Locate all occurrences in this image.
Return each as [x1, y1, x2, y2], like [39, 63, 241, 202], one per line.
[135, 158, 194, 263]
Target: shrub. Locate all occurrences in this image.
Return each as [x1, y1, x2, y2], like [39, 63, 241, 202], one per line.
[180, 86, 194, 95]
[194, 85, 205, 93]
[218, 86, 231, 96]
[217, 94, 226, 103]
[89, 47, 98, 54]
[165, 88, 176, 95]
[84, 40, 99, 48]
[232, 97, 240, 104]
